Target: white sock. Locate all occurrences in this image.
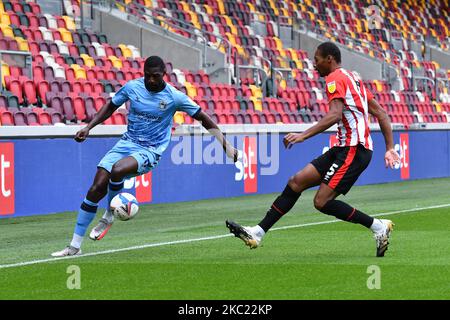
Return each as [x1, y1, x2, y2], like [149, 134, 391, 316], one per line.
[370, 219, 384, 233]
[252, 225, 266, 237]
[70, 233, 84, 249]
[102, 209, 114, 223]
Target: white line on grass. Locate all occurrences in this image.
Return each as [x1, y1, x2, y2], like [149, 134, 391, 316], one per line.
[1, 203, 449, 269]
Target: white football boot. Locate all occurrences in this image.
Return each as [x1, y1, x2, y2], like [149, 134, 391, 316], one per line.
[373, 219, 394, 257]
[226, 220, 263, 249]
[51, 246, 82, 257]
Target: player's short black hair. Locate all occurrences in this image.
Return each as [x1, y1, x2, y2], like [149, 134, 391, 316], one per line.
[144, 56, 166, 72]
[317, 42, 341, 64]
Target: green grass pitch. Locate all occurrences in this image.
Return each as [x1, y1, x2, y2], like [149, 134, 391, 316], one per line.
[1, 177, 449, 300]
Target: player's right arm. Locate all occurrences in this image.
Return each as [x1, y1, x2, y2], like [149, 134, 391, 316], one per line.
[367, 98, 400, 168]
[74, 101, 120, 142]
[75, 82, 130, 142]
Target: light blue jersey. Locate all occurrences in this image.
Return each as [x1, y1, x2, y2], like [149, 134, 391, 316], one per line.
[97, 79, 200, 177]
[112, 78, 200, 155]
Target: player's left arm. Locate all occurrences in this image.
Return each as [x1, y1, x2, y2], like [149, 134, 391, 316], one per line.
[193, 110, 238, 162]
[368, 98, 400, 168]
[283, 98, 344, 149]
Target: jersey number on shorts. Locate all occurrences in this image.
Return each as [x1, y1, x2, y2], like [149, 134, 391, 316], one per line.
[324, 163, 339, 181]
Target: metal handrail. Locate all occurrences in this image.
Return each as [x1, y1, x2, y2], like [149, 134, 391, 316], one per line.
[236, 65, 269, 98]
[249, 15, 293, 37]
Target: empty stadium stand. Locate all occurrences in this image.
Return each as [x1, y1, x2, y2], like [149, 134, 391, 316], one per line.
[0, 0, 449, 127]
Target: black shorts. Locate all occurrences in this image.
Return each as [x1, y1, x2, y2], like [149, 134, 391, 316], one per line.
[311, 144, 372, 195]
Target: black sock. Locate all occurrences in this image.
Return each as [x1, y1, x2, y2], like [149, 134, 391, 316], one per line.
[258, 185, 301, 232]
[319, 200, 374, 228]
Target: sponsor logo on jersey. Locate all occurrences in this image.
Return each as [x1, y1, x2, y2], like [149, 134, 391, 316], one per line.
[159, 100, 168, 110]
[324, 163, 339, 181]
[327, 81, 336, 94]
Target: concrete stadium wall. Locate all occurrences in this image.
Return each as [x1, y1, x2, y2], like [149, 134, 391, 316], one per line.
[293, 31, 384, 80]
[1, 129, 449, 218]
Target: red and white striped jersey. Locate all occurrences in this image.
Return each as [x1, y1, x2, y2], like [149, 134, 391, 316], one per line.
[325, 67, 374, 150]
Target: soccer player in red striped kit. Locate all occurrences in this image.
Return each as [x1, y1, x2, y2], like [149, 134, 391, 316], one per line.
[226, 42, 401, 257]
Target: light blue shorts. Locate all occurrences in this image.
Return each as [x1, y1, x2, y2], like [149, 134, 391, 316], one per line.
[97, 139, 161, 178]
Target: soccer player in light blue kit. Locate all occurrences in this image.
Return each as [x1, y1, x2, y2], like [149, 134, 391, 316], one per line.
[52, 56, 238, 256]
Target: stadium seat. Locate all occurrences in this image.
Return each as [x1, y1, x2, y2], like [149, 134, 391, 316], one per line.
[50, 111, 63, 124]
[0, 111, 14, 125]
[26, 112, 40, 125]
[23, 80, 38, 106]
[112, 112, 126, 124]
[7, 79, 24, 105]
[0, 0, 445, 128]
[62, 97, 75, 122]
[49, 96, 63, 114]
[73, 96, 86, 121]
[13, 111, 27, 125]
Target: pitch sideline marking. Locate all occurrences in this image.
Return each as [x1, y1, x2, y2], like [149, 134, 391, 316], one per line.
[1, 203, 449, 269]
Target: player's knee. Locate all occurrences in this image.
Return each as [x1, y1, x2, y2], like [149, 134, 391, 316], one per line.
[313, 196, 328, 211]
[111, 163, 127, 180]
[287, 176, 302, 192]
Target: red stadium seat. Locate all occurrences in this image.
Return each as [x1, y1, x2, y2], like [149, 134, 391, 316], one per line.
[23, 80, 38, 105]
[8, 79, 24, 105]
[9, 66, 23, 78]
[73, 96, 86, 121]
[83, 82, 94, 94]
[72, 81, 83, 94]
[112, 112, 126, 125]
[1, 112, 14, 126]
[37, 111, 51, 125]
[103, 117, 113, 125]
[94, 97, 106, 111]
[251, 114, 261, 124]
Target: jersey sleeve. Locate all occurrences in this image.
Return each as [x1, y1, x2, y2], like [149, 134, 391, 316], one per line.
[111, 82, 130, 107]
[325, 74, 346, 102]
[365, 87, 374, 101]
[175, 91, 201, 116]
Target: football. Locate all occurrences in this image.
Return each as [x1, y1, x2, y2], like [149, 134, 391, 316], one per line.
[110, 193, 139, 221]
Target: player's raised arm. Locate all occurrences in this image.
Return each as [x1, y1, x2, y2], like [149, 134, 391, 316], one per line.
[74, 101, 120, 142]
[283, 98, 344, 149]
[193, 110, 238, 162]
[367, 98, 400, 168]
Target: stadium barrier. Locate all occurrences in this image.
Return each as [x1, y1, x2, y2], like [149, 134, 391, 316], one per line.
[0, 124, 449, 217]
